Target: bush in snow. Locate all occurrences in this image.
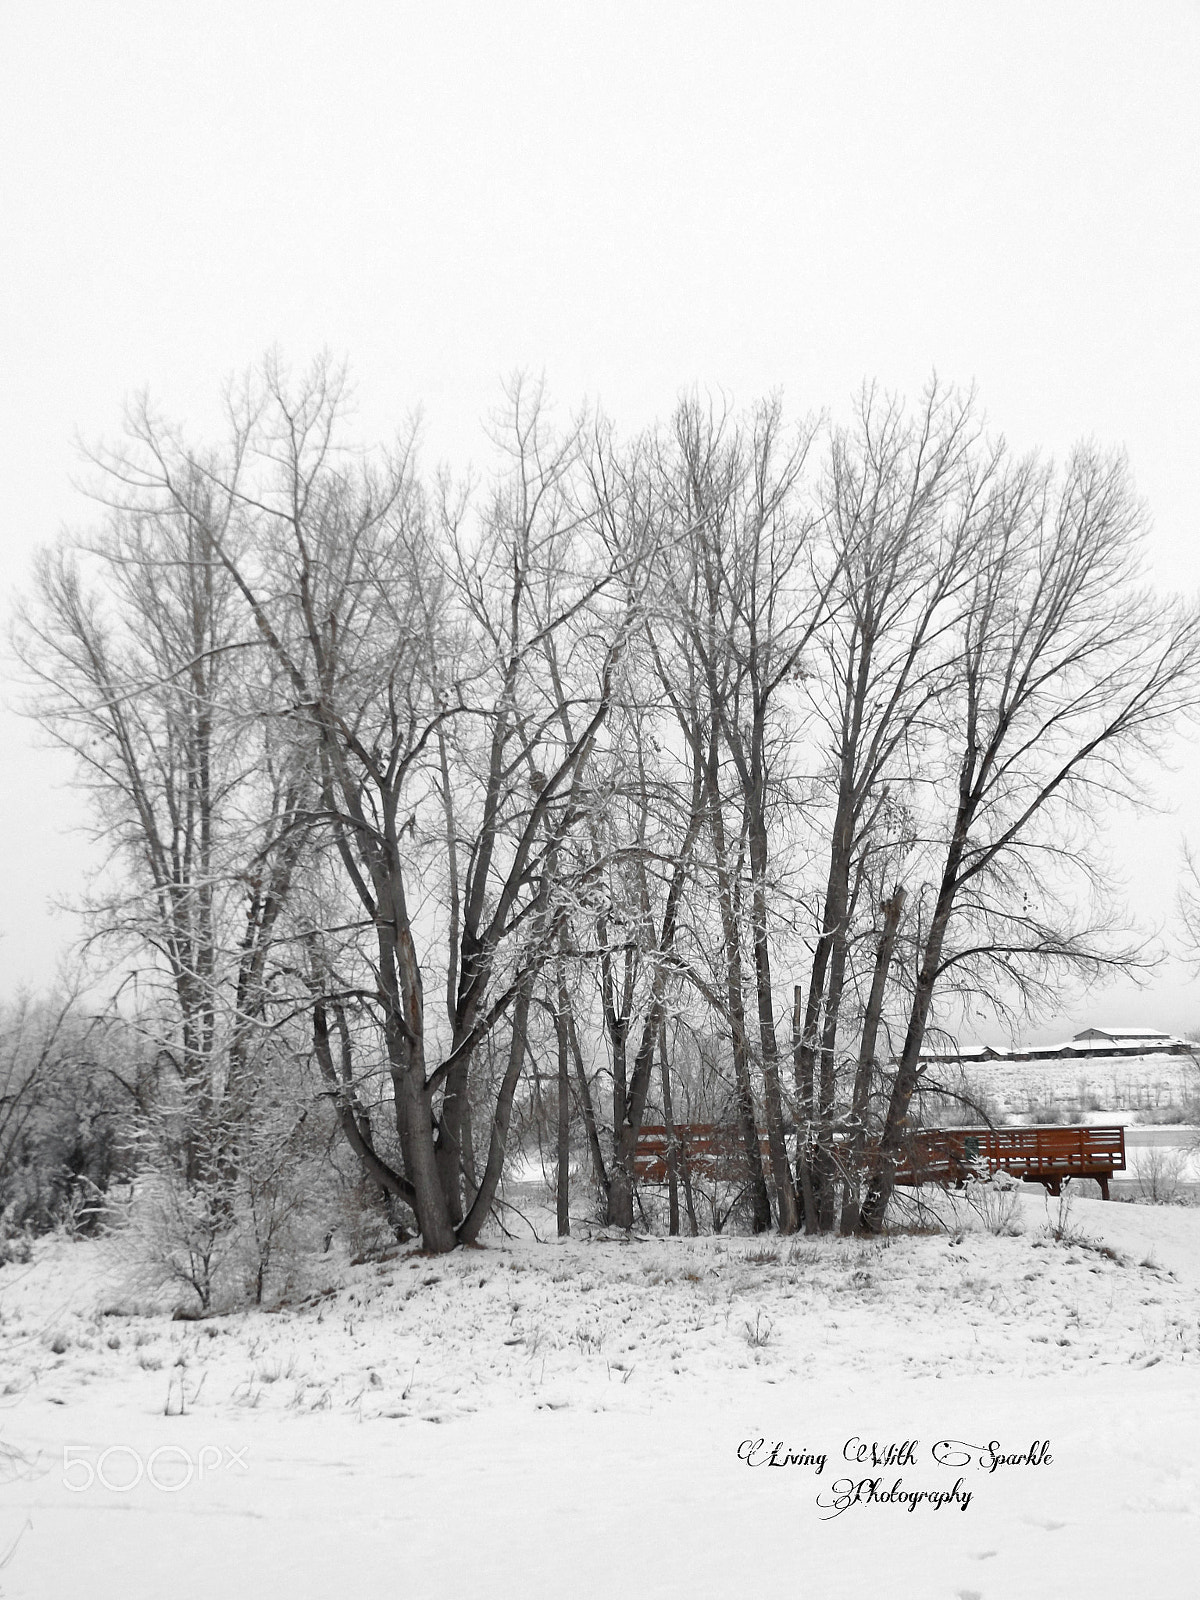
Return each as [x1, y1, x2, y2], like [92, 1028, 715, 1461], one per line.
[963, 1169, 1023, 1236]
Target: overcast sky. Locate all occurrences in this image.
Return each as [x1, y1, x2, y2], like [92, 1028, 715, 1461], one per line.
[2, 2, 1198, 1039]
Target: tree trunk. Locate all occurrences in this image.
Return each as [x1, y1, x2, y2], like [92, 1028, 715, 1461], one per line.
[815, 933, 848, 1230]
[381, 920, 457, 1254]
[563, 984, 609, 1202]
[859, 872, 959, 1234]
[311, 997, 415, 1207]
[791, 987, 820, 1233]
[706, 756, 772, 1232]
[803, 810, 854, 1231]
[658, 1018, 681, 1237]
[840, 886, 905, 1234]
[607, 993, 673, 1229]
[605, 792, 705, 1230]
[555, 981, 571, 1238]
[458, 980, 534, 1246]
[394, 1067, 456, 1253]
[748, 818, 800, 1234]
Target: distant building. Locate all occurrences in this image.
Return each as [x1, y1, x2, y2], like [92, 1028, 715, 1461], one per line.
[914, 1026, 1192, 1067]
[1072, 1027, 1172, 1045]
[916, 1043, 999, 1063]
[1060, 1028, 1189, 1058]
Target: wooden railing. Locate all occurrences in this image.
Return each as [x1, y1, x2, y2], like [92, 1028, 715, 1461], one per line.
[633, 1125, 766, 1184]
[891, 1125, 1126, 1199]
[633, 1122, 1127, 1200]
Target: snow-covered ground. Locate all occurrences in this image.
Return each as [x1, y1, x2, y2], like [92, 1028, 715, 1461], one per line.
[2, 1186, 1199, 1598]
[965, 1049, 1198, 1118]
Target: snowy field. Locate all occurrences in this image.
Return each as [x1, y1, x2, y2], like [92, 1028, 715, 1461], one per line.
[963, 1049, 1198, 1119]
[2, 1186, 1199, 1599]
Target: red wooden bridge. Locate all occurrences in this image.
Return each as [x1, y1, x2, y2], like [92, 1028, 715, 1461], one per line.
[633, 1125, 767, 1184]
[891, 1125, 1126, 1200]
[633, 1123, 1126, 1199]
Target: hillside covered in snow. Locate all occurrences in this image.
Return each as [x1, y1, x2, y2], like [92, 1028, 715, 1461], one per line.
[1, 1185, 1198, 1598]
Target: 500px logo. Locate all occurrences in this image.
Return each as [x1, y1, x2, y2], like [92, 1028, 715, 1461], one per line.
[63, 1444, 248, 1492]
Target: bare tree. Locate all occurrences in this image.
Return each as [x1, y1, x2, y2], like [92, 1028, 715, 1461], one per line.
[646, 542, 772, 1232]
[592, 698, 709, 1231]
[653, 398, 826, 1232]
[0, 991, 137, 1232]
[15, 466, 307, 1194]
[859, 446, 1200, 1231]
[1180, 845, 1200, 966]
[86, 363, 655, 1252]
[796, 382, 991, 1229]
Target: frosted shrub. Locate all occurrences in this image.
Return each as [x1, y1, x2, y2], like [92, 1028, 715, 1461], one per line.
[964, 1169, 1022, 1235]
[116, 1172, 237, 1313]
[331, 1176, 411, 1265]
[1136, 1145, 1189, 1205]
[115, 1146, 333, 1313]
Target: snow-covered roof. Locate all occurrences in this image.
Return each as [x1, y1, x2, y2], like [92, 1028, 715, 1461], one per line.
[917, 1043, 995, 1059]
[1073, 1027, 1172, 1041]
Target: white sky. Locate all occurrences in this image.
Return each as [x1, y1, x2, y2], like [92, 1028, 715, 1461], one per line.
[2, 2, 1198, 1040]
